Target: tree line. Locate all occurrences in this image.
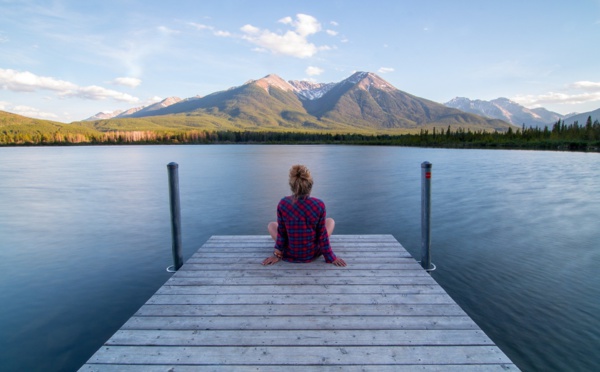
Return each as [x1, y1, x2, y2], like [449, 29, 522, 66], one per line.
[2, 117, 599, 151]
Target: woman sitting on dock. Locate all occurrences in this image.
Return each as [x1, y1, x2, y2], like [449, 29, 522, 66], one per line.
[262, 164, 347, 267]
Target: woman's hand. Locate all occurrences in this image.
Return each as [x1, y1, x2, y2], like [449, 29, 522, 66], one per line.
[332, 257, 347, 267]
[262, 255, 280, 265]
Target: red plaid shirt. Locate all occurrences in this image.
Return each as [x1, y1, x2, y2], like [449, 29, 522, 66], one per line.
[274, 196, 336, 263]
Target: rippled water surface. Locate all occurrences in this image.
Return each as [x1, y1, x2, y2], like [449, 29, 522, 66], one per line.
[0, 145, 598, 371]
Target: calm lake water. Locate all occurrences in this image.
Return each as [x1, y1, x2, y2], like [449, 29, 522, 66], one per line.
[0, 145, 598, 371]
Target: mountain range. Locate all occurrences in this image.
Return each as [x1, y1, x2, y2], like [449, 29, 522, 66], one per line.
[445, 97, 599, 128]
[444, 97, 563, 128]
[82, 72, 512, 133]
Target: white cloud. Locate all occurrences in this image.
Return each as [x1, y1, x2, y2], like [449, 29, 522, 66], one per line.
[513, 91, 600, 107]
[294, 14, 321, 37]
[326, 30, 338, 36]
[0, 68, 77, 92]
[240, 14, 329, 58]
[60, 85, 139, 103]
[330, 21, 339, 26]
[0, 34, 8, 43]
[306, 66, 324, 76]
[241, 24, 260, 34]
[513, 81, 600, 107]
[112, 77, 141, 88]
[0, 68, 139, 103]
[214, 30, 231, 37]
[278, 16, 293, 25]
[378, 67, 395, 74]
[570, 81, 600, 91]
[0, 100, 9, 110]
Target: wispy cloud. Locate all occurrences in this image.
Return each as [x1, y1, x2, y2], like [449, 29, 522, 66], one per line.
[67, 23, 183, 79]
[1, 101, 59, 120]
[214, 30, 231, 37]
[240, 14, 330, 58]
[189, 22, 230, 37]
[570, 81, 600, 91]
[157, 26, 180, 35]
[514, 92, 600, 107]
[13, 105, 60, 119]
[60, 85, 139, 103]
[306, 66, 324, 76]
[147, 96, 163, 104]
[513, 81, 600, 107]
[112, 77, 142, 88]
[0, 68, 139, 103]
[378, 67, 395, 74]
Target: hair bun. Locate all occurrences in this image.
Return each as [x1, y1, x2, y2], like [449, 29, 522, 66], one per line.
[292, 165, 310, 179]
[289, 165, 313, 197]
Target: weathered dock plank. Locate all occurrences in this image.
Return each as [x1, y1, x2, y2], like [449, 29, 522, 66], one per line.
[107, 329, 495, 346]
[120, 315, 482, 331]
[86, 345, 511, 365]
[79, 235, 518, 371]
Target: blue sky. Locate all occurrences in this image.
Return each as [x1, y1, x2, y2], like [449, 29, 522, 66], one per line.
[1, 0, 599, 123]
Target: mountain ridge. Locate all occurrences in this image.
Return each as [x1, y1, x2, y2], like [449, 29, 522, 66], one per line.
[562, 107, 600, 126]
[85, 71, 511, 132]
[48, 72, 600, 131]
[445, 97, 566, 128]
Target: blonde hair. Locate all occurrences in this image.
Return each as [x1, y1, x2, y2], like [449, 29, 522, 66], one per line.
[289, 164, 313, 198]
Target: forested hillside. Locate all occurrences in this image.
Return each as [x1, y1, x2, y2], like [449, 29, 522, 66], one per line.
[2, 109, 598, 151]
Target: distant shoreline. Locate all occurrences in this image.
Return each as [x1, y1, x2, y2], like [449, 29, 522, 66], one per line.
[1, 131, 598, 153]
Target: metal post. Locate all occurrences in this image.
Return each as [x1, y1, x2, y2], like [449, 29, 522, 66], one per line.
[167, 162, 183, 272]
[421, 161, 433, 271]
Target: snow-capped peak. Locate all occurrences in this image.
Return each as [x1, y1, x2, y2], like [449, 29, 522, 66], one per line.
[288, 80, 336, 100]
[347, 71, 369, 84]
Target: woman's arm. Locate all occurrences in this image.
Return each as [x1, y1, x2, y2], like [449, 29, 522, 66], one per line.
[274, 205, 288, 253]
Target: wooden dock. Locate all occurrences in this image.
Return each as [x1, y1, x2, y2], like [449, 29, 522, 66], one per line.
[80, 235, 518, 371]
